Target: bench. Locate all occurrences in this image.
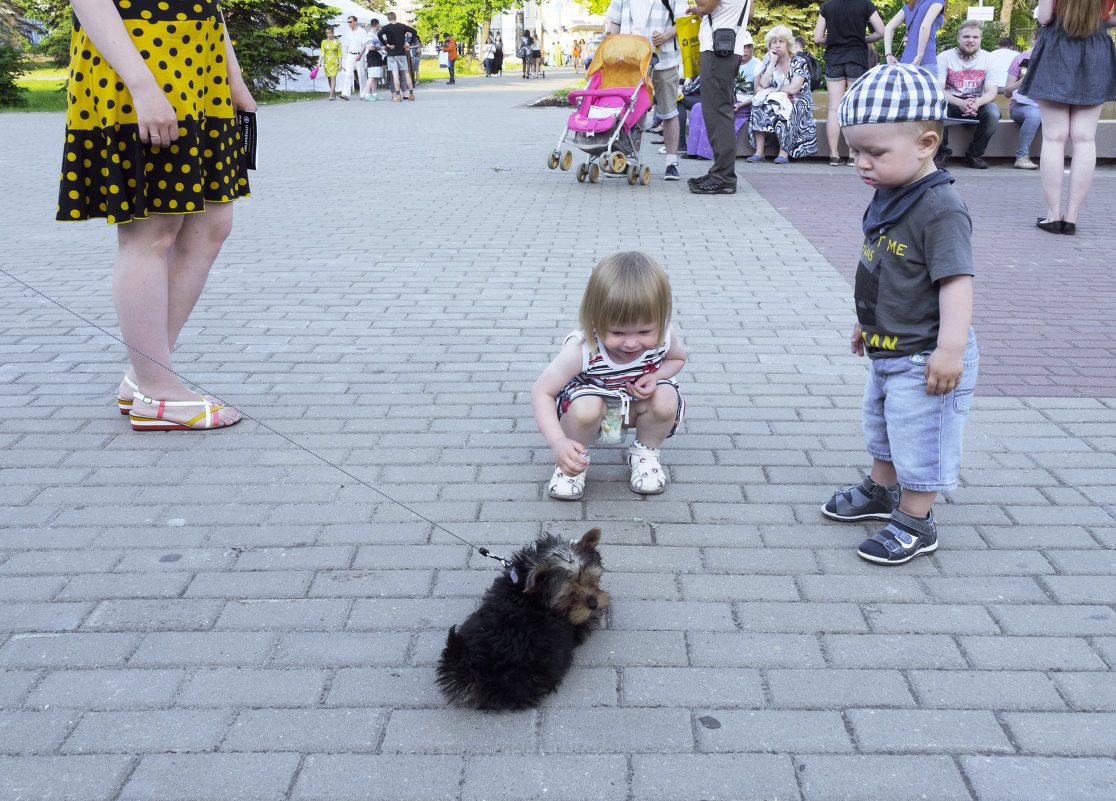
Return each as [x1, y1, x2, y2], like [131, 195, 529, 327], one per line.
[731, 98, 1116, 161]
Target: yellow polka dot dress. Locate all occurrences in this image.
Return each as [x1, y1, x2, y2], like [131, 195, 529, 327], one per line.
[56, 0, 250, 224]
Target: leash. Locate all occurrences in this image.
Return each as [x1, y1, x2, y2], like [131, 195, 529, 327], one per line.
[1, 266, 514, 571]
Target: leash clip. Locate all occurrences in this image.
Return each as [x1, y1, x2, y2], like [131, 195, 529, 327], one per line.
[477, 547, 512, 570]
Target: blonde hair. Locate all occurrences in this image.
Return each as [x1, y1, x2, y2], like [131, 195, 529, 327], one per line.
[1059, 0, 1106, 37]
[578, 252, 672, 354]
[765, 25, 794, 52]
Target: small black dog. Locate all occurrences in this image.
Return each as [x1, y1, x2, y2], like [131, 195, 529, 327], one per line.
[436, 529, 610, 710]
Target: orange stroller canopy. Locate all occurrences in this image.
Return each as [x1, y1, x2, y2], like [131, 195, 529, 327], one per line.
[586, 34, 654, 102]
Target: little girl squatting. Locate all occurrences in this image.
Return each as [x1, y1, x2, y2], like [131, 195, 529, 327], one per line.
[532, 252, 688, 500]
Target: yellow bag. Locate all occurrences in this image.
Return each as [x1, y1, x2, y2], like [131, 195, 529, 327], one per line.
[677, 15, 701, 78]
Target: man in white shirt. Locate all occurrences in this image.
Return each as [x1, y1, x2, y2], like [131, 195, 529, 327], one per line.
[338, 16, 368, 100]
[685, 0, 752, 193]
[605, 0, 687, 180]
[936, 19, 1001, 169]
[986, 37, 1018, 95]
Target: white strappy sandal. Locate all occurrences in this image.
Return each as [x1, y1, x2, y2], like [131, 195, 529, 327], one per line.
[129, 392, 240, 431]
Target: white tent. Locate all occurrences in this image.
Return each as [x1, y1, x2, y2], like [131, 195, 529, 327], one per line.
[327, 0, 387, 27]
[280, 1, 389, 92]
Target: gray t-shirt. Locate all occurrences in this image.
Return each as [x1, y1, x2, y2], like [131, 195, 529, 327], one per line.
[854, 183, 974, 358]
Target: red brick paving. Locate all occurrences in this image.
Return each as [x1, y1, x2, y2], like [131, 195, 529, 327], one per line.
[745, 167, 1116, 397]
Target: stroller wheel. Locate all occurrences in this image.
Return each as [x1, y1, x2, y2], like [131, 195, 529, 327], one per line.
[547, 152, 560, 170]
[611, 152, 627, 173]
[560, 150, 573, 171]
[640, 166, 651, 185]
[589, 163, 600, 183]
[627, 165, 639, 185]
[576, 163, 589, 183]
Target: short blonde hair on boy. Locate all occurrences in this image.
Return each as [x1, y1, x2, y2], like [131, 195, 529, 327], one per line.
[579, 251, 672, 354]
[765, 25, 794, 52]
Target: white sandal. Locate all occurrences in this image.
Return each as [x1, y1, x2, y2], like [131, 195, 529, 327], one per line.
[628, 445, 666, 494]
[547, 465, 586, 500]
[116, 374, 139, 415]
[129, 392, 240, 431]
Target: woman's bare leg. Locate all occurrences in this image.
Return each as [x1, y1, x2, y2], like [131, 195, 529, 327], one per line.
[826, 78, 847, 158]
[115, 205, 239, 424]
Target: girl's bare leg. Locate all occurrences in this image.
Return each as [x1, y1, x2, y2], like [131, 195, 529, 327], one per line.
[631, 386, 677, 448]
[559, 396, 607, 458]
[1064, 103, 1103, 224]
[1036, 99, 1069, 221]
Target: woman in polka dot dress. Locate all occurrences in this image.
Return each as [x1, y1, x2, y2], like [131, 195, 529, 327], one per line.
[58, 0, 254, 430]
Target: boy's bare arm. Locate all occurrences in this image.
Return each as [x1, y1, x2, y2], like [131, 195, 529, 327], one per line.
[925, 274, 973, 395]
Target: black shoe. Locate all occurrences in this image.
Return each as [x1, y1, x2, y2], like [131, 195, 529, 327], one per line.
[966, 154, 988, 169]
[688, 175, 736, 194]
[664, 164, 680, 181]
[1036, 217, 1062, 234]
[858, 510, 938, 565]
[823, 477, 900, 522]
[1060, 221, 1076, 235]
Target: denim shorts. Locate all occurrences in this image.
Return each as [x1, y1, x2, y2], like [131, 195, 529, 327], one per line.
[861, 329, 978, 492]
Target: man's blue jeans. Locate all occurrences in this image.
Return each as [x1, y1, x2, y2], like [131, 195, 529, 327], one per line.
[941, 102, 1002, 158]
[1009, 103, 1041, 160]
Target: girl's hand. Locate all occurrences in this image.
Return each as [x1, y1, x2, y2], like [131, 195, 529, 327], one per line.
[850, 322, 865, 356]
[627, 374, 658, 400]
[885, 54, 898, 64]
[924, 348, 963, 395]
[132, 83, 180, 145]
[230, 77, 257, 113]
[553, 439, 590, 475]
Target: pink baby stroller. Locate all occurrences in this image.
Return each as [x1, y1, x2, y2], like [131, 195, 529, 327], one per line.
[546, 34, 654, 185]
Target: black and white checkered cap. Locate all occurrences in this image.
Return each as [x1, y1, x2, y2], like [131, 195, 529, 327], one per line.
[838, 64, 947, 127]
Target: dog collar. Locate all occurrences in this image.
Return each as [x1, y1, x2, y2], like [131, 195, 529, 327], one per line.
[508, 566, 519, 583]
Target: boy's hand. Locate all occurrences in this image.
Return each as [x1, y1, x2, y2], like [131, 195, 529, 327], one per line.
[553, 439, 590, 475]
[627, 374, 658, 400]
[924, 348, 963, 395]
[850, 323, 865, 356]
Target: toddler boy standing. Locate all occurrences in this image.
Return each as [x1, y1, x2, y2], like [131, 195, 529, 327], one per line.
[822, 65, 979, 565]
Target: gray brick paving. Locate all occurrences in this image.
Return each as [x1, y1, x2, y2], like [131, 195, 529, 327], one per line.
[2, 68, 1115, 800]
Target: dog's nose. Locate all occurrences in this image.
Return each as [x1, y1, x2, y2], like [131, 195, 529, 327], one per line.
[586, 596, 597, 609]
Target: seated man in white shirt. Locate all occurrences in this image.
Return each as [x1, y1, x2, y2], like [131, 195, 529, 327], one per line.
[936, 19, 1001, 169]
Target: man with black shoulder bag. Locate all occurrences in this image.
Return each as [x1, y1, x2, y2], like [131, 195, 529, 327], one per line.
[685, 0, 752, 194]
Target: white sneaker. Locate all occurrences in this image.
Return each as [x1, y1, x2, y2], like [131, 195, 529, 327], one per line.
[627, 445, 666, 494]
[1014, 156, 1038, 170]
[547, 465, 586, 500]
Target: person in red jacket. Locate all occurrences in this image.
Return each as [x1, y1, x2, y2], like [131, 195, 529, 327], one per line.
[443, 34, 459, 84]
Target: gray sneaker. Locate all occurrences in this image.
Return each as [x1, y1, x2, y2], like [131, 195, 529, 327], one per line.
[822, 477, 900, 522]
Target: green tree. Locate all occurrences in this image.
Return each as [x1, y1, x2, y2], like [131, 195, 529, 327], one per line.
[221, 0, 337, 92]
[0, 0, 30, 108]
[18, 0, 339, 91]
[413, 0, 521, 52]
[0, 32, 28, 107]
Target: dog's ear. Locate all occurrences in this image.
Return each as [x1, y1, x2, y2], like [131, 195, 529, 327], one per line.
[576, 528, 601, 552]
[523, 564, 550, 594]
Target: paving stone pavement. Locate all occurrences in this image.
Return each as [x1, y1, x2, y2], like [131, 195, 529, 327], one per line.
[1, 68, 1114, 801]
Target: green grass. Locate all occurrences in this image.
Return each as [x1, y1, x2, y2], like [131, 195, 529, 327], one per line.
[256, 89, 328, 105]
[2, 78, 67, 112]
[1, 81, 329, 112]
